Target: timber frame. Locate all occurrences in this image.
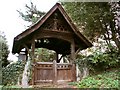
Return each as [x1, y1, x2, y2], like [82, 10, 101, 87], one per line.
[12, 3, 92, 84]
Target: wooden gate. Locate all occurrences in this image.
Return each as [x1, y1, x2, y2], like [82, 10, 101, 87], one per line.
[33, 60, 75, 85]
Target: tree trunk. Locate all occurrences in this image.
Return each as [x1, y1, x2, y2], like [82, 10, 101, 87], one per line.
[110, 21, 120, 52]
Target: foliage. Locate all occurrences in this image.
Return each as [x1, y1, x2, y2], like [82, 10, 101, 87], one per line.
[2, 61, 25, 85]
[0, 31, 9, 67]
[17, 2, 45, 24]
[35, 48, 55, 62]
[62, 2, 120, 52]
[75, 55, 89, 72]
[89, 50, 119, 71]
[76, 49, 120, 73]
[77, 69, 119, 88]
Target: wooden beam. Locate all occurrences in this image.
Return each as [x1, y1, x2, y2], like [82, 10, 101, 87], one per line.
[71, 40, 75, 62]
[31, 40, 35, 62]
[34, 30, 73, 43]
[53, 60, 57, 84]
[70, 40, 76, 81]
[31, 39, 35, 85]
[71, 63, 76, 81]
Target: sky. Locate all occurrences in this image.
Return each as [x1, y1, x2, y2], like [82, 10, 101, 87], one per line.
[0, 0, 59, 61]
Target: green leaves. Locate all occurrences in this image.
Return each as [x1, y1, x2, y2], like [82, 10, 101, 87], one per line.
[35, 48, 55, 62]
[17, 1, 45, 24]
[76, 47, 120, 73]
[63, 2, 111, 40]
[0, 31, 9, 67]
[2, 61, 25, 85]
[77, 69, 119, 88]
[63, 2, 120, 51]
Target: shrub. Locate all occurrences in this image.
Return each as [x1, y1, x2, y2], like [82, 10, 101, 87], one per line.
[76, 49, 120, 73]
[2, 61, 25, 85]
[77, 69, 119, 88]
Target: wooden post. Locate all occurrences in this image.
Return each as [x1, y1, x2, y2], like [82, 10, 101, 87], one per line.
[53, 60, 57, 84]
[31, 40, 35, 85]
[31, 40, 35, 62]
[71, 40, 76, 81]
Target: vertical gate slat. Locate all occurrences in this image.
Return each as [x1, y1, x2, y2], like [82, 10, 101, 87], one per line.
[53, 60, 57, 84]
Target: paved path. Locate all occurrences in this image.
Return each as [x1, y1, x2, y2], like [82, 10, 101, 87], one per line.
[33, 82, 77, 88]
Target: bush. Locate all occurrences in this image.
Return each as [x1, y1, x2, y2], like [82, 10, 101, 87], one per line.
[77, 69, 119, 88]
[76, 49, 120, 73]
[2, 61, 25, 85]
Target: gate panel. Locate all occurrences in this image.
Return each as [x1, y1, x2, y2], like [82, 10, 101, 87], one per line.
[33, 61, 74, 85]
[57, 63, 72, 81]
[34, 62, 53, 84]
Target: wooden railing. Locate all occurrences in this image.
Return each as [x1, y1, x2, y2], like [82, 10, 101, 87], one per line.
[33, 60, 75, 85]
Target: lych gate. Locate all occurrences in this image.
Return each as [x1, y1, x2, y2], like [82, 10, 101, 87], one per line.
[12, 3, 92, 85]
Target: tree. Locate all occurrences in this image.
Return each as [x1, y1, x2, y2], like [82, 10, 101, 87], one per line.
[62, 2, 120, 52]
[0, 31, 9, 67]
[17, 2, 45, 24]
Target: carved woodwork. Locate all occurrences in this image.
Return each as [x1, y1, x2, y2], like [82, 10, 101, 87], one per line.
[41, 12, 69, 32]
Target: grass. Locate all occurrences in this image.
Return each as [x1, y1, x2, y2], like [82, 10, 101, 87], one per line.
[0, 85, 21, 90]
[0, 85, 33, 89]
